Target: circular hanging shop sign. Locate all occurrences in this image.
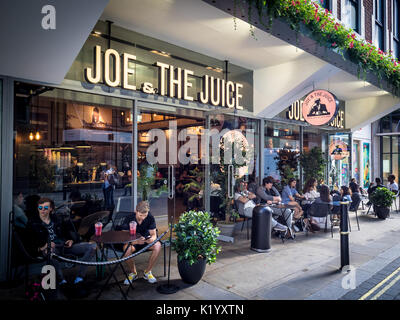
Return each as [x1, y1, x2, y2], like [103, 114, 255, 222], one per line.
[329, 140, 349, 160]
[302, 90, 338, 126]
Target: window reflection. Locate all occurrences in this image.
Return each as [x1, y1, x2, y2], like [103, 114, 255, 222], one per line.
[14, 82, 133, 221]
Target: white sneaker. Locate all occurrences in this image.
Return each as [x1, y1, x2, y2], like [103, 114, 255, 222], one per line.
[143, 271, 157, 284]
[123, 272, 138, 285]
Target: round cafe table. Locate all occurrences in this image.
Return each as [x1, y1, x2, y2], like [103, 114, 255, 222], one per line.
[91, 231, 142, 300]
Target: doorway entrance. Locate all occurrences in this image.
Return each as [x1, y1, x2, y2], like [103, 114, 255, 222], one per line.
[136, 105, 260, 232]
[136, 108, 205, 231]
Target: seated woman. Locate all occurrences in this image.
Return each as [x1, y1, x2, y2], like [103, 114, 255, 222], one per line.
[301, 178, 320, 225]
[282, 178, 304, 220]
[331, 186, 352, 223]
[307, 184, 332, 232]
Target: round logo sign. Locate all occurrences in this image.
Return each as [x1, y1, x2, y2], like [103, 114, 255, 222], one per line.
[302, 90, 338, 126]
[329, 140, 349, 160]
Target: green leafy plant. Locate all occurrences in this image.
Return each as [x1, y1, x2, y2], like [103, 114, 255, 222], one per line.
[212, 134, 248, 222]
[235, 0, 400, 94]
[274, 148, 300, 187]
[28, 152, 56, 193]
[299, 147, 327, 184]
[137, 163, 167, 201]
[370, 187, 396, 208]
[172, 210, 221, 265]
[183, 167, 204, 205]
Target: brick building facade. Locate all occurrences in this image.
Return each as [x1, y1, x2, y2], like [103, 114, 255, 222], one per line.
[330, 0, 398, 57]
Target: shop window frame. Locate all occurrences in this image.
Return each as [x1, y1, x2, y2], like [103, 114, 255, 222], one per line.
[374, 0, 386, 51]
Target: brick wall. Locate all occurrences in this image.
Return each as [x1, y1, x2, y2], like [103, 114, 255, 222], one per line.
[364, 0, 373, 41]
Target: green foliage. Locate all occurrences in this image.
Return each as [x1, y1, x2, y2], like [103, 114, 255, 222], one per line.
[29, 153, 56, 193]
[370, 187, 396, 208]
[212, 136, 248, 220]
[172, 210, 221, 266]
[299, 147, 326, 184]
[137, 163, 167, 201]
[183, 168, 204, 203]
[274, 148, 299, 186]
[237, 0, 400, 94]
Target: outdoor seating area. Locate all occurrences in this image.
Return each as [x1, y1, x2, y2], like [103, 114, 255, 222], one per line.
[3, 200, 400, 301]
[6, 169, 400, 301]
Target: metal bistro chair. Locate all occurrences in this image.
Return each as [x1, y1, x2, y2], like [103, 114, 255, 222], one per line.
[349, 195, 361, 231]
[9, 212, 46, 292]
[307, 201, 334, 237]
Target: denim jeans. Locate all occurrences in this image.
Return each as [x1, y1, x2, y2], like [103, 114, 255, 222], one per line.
[103, 186, 114, 209]
[52, 242, 97, 280]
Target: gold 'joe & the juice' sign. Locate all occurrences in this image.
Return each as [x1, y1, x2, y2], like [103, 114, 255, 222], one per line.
[286, 99, 345, 129]
[84, 45, 244, 109]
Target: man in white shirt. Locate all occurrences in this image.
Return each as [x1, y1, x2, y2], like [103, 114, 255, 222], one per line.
[387, 174, 399, 192]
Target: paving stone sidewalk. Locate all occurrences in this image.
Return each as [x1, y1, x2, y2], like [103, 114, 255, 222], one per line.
[2, 209, 400, 300]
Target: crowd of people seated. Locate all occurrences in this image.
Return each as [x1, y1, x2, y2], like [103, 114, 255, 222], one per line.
[232, 173, 399, 239]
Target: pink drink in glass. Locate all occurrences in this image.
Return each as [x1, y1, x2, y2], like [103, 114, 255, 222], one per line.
[129, 221, 137, 236]
[95, 222, 103, 236]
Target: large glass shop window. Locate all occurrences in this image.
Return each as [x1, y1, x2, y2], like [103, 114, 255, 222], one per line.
[328, 133, 351, 189]
[14, 82, 133, 220]
[264, 121, 300, 182]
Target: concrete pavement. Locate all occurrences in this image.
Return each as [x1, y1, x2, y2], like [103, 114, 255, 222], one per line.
[2, 207, 400, 300]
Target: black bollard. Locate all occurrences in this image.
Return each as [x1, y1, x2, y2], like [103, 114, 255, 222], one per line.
[340, 202, 350, 269]
[251, 205, 272, 253]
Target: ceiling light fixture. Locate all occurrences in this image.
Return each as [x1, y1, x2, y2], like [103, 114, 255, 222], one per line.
[150, 50, 171, 58]
[206, 66, 223, 73]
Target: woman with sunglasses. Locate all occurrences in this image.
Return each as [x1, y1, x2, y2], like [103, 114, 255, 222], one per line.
[27, 197, 96, 288]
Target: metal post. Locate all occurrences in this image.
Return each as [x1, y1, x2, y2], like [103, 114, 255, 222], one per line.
[340, 201, 350, 269]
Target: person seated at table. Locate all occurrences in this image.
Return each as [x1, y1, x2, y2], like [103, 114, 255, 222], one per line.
[331, 186, 352, 223]
[349, 179, 362, 210]
[281, 178, 304, 219]
[116, 201, 161, 285]
[13, 192, 28, 229]
[349, 178, 361, 194]
[301, 178, 320, 224]
[387, 174, 399, 193]
[256, 176, 294, 237]
[26, 197, 97, 287]
[234, 181, 287, 232]
[307, 184, 332, 232]
[368, 177, 386, 195]
[24, 194, 41, 220]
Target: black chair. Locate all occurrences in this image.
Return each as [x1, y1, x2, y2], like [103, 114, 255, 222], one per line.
[77, 210, 111, 241]
[349, 195, 361, 231]
[9, 212, 46, 292]
[307, 201, 334, 237]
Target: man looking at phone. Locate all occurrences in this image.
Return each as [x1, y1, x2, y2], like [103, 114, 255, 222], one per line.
[26, 198, 96, 287]
[116, 201, 161, 285]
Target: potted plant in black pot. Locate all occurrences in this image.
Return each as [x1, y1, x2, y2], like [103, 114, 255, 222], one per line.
[172, 210, 221, 284]
[370, 187, 395, 219]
